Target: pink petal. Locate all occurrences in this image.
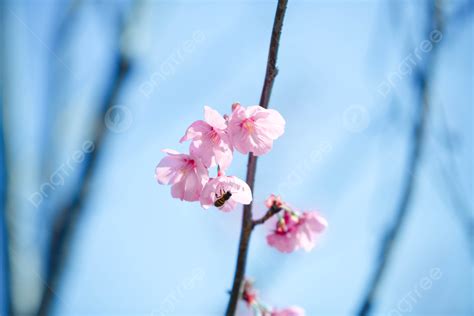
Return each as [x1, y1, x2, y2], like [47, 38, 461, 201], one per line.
[229, 128, 253, 155]
[182, 171, 201, 201]
[190, 141, 215, 168]
[155, 154, 184, 185]
[179, 120, 210, 143]
[248, 131, 273, 156]
[255, 108, 285, 139]
[296, 212, 328, 251]
[170, 181, 186, 200]
[244, 105, 263, 117]
[304, 212, 328, 233]
[204, 106, 227, 130]
[169, 168, 204, 202]
[227, 176, 252, 205]
[213, 145, 233, 171]
[161, 148, 181, 155]
[271, 306, 305, 316]
[266, 233, 298, 253]
[218, 199, 237, 212]
[199, 178, 218, 209]
[296, 230, 316, 252]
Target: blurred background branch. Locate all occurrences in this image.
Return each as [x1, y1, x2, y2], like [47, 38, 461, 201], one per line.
[1, 91, 13, 316]
[0, 2, 13, 315]
[434, 102, 473, 250]
[36, 2, 142, 315]
[357, 1, 444, 315]
[40, 0, 83, 184]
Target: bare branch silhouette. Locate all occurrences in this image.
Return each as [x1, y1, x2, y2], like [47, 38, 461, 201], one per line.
[40, 0, 83, 181]
[1, 93, 13, 316]
[433, 103, 473, 251]
[35, 2, 143, 314]
[357, 1, 443, 315]
[449, 0, 473, 26]
[225, 1, 288, 315]
[0, 4, 13, 315]
[37, 59, 130, 316]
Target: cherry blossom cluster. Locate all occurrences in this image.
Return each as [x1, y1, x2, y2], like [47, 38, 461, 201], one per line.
[240, 199, 328, 316]
[155, 103, 285, 211]
[241, 279, 305, 316]
[155, 103, 328, 315]
[264, 195, 328, 253]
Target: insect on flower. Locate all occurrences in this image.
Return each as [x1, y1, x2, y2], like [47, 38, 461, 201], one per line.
[214, 189, 233, 208]
[200, 175, 252, 212]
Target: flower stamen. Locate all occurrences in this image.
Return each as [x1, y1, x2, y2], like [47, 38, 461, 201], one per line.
[242, 119, 255, 134]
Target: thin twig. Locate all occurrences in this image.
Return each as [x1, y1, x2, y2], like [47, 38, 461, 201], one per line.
[252, 206, 283, 228]
[225, 1, 288, 315]
[36, 12, 134, 316]
[434, 103, 473, 249]
[357, 1, 442, 315]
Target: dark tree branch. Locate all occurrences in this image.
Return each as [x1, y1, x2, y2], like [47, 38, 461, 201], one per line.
[449, 0, 473, 27]
[252, 206, 283, 228]
[434, 103, 473, 249]
[1, 93, 13, 316]
[37, 57, 130, 316]
[40, 0, 83, 181]
[225, 1, 288, 315]
[0, 5, 13, 315]
[357, 1, 443, 315]
[258, 0, 287, 109]
[36, 8, 137, 316]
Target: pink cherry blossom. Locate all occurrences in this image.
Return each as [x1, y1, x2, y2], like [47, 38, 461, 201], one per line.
[180, 106, 233, 170]
[155, 149, 209, 202]
[242, 279, 258, 307]
[268, 307, 305, 316]
[266, 210, 327, 253]
[200, 175, 252, 211]
[241, 279, 305, 316]
[228, 104, 285, 156]
[265, 194, 283, 209]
